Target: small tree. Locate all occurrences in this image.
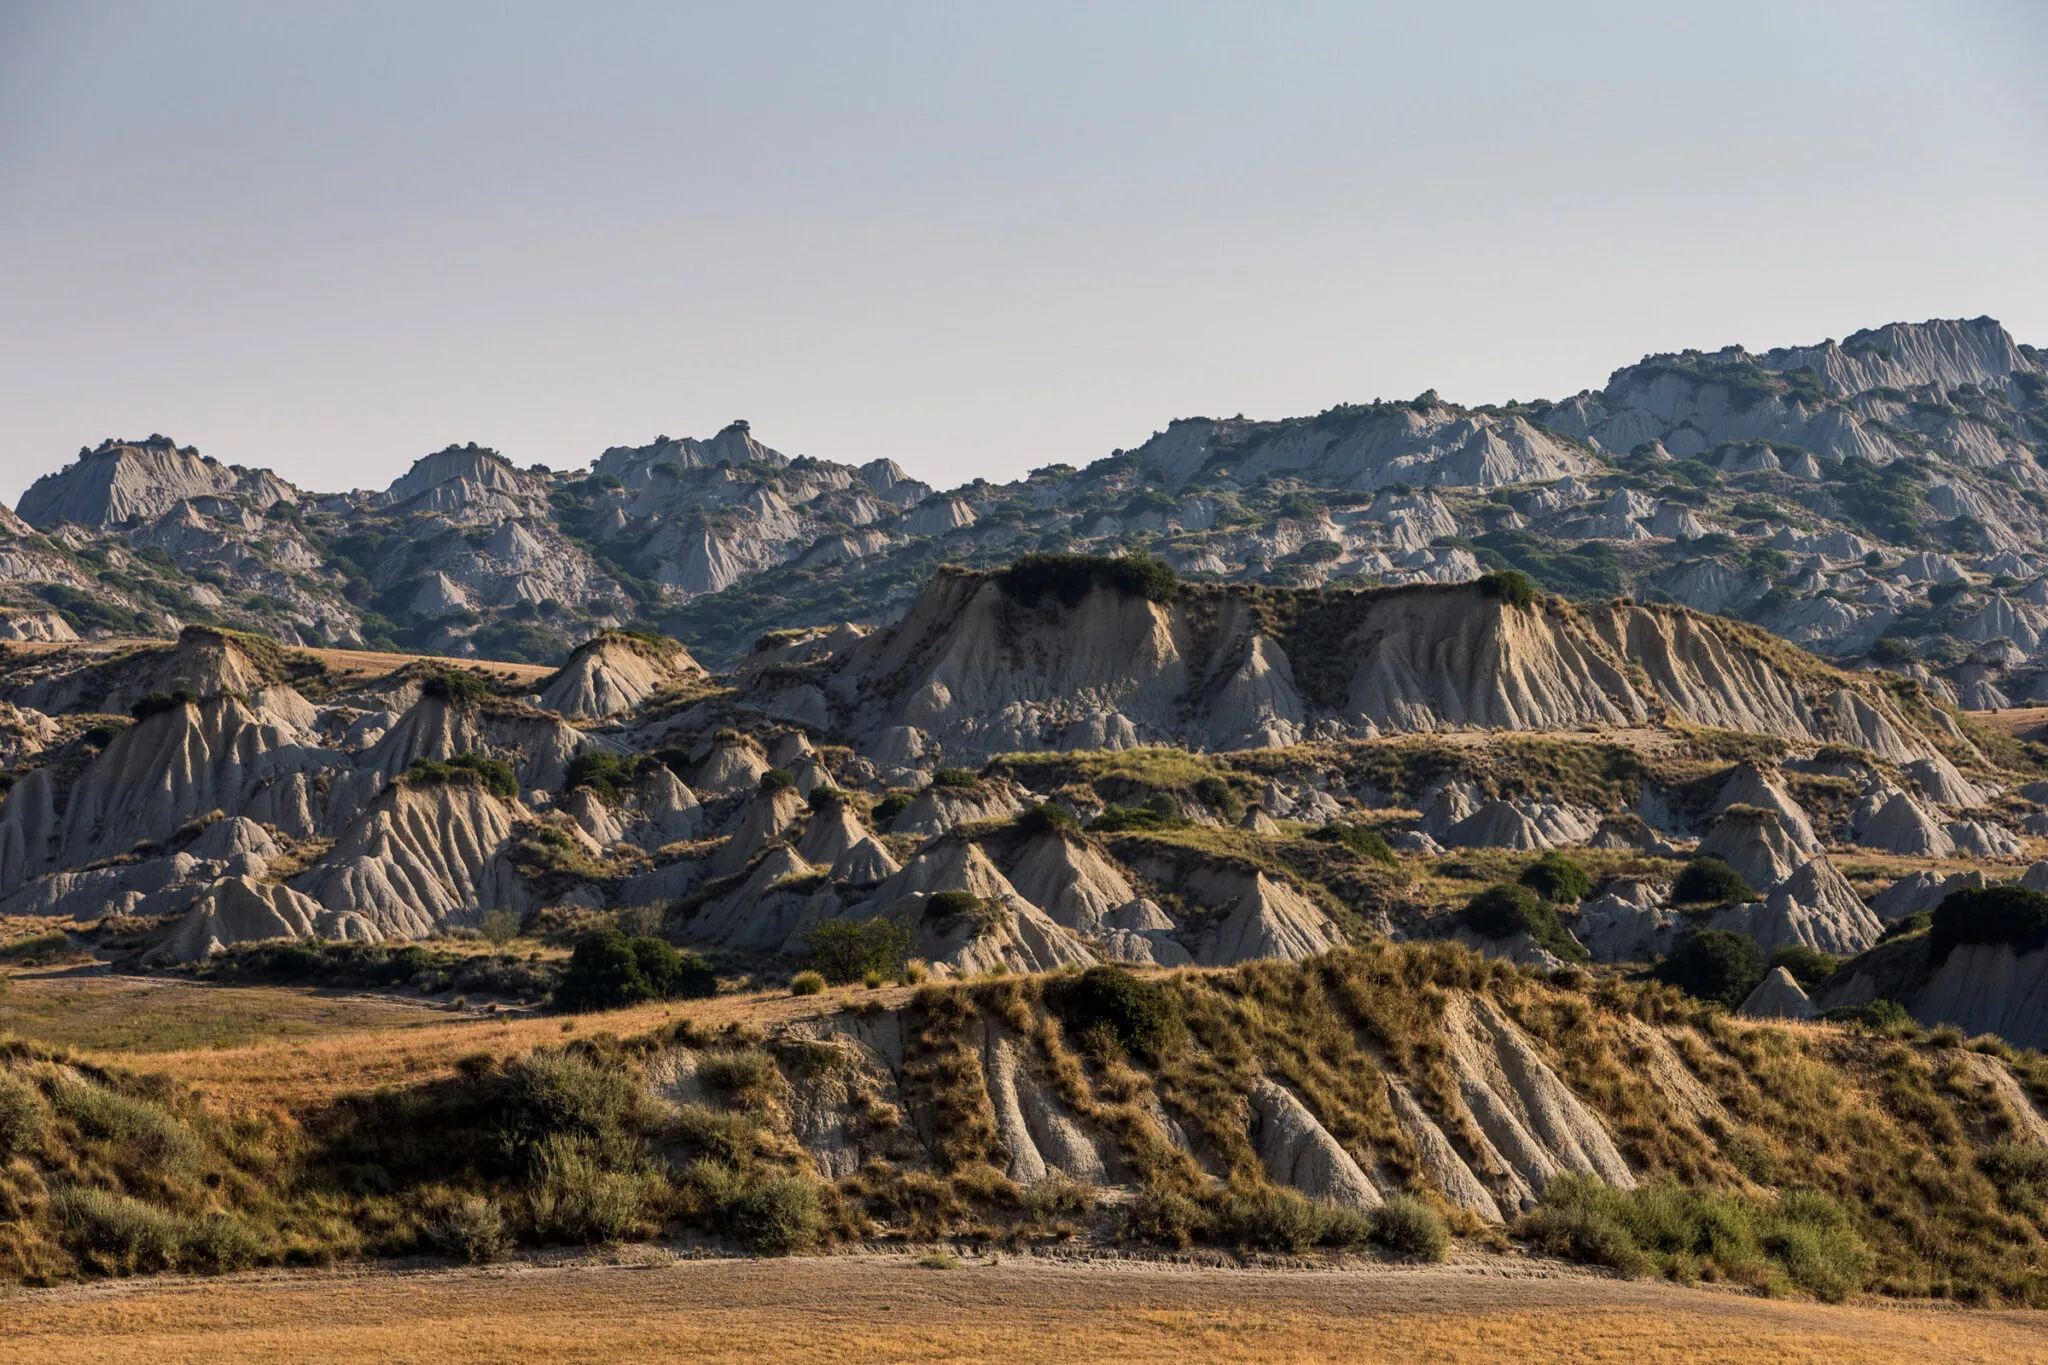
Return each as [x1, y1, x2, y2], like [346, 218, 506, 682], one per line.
[1519, 852, 1592, 903]
[803, 917, 915, 985]
[1658, 929, 1765, 1008]
[1671, 856, 1754, 906]
[1477, 569, 1538, 610]
[1050, 965, 1183, 1058]
[479, 908, 521, 948]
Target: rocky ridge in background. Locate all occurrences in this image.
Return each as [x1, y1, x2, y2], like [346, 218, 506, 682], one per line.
[6, 317, 2048, 718]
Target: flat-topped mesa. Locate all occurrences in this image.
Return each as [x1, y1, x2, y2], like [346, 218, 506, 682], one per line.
[800, 566, 1951, 765]
[16, 436, 298, 529]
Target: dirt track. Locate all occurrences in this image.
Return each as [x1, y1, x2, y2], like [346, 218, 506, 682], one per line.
[6, 1251, 2044, 1364]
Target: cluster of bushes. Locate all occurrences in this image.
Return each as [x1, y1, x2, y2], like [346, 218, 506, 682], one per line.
[1124, 1182, 1448, 1261]
[1929, 885, 2048, 965]
[560, 749, 679, 804]
[994, 552, 1179, 608]
[1308, 822, 1397, 866]
[1090, 793, 1191, 833]
[1015, 802, 1080, 836]
[1475, 568, 1538, 610]
[1459, 884, 1588, 963]
[189, 939, 558, 1001]
[420, 669, 497, 704]
[405, 751, 519, 802]
[1049, 965, 1182, 1058]
[553, 929, 717, 1012]
[129, 688, 196, 721]
[1518, 1175, 1872, 1302]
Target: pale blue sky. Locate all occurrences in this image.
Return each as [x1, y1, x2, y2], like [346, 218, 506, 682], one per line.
[2, 1, 2044, 499]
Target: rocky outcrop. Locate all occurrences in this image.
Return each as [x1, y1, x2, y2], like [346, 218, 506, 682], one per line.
[293, 778, 528, 938]
[539, 632, 702, 719]
[1248, 1079, 1382, 1209]
[1188, 868, 1342, 965]
[148, 877, 378, 965]
[18, 438, 292, 529]
[1738, 967, 1817, 1021]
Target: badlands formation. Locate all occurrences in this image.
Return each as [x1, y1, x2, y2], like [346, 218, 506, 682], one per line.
[1, 558, 2047, 1047]
[9, 316, 2048, 1299]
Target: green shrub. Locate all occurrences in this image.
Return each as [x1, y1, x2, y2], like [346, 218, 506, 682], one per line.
[186, 1213, 267, 1274]
[1671, 855, 1754, 906]
[407, 751, 518, 801]
[1519, 852, 1592, 904]
[1769, 944, 1839, 989]
[1121, 1185, 1210, 1250]
[1459, 884, 1587, 963]
[53, 1187, 188, 1275]
[759, 767, 795, 792]
[553, 929, 715, 1012]
[931, 767, 980, 789]
[1476, 568, 1538, 610]
[527, 1134, 653, 1243]
[1657, 929, 1765, 1009]
[562, 749, 631, 802]
[803, 916, 915, 985]
[47, 1078, 204, 1179]
[421, 669, 494, 704]
[1308, 822, 1398, 866]
[479, 907, 522, 948]
[1820, 998, 1915, 1032]
[0, 1073, 49, 1159]
[995, 552, 1178, 607]
[807, 785, 847, 811]
[497, 1049, 644, 1170]
[428, 1195, 510, 1264]
[1930, 885, 2048, 966]
[1049, 965, 1183, 1058]
[1016, 802, 1080, 836]
[130, 689, 194, 721]
[1370, 1194, 1451, 1261]
[711, 1172, 824, 1254]
[1090, 792, 1191, 833]
[1979, 1142, 2048, 1209]
[1192, 775, 1242, 820]
[790, 970, 826, 996]
[871, 791, 915, 827]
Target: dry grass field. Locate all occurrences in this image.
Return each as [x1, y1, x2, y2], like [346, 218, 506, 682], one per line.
[4, 1252, 2044, 1364]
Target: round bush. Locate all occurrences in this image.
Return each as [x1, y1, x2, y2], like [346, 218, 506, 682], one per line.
[1671, 856, 1754, 906]
[790, 970, 826, 996]
[553, 928, 715, 1012]
[1015, 802, 1079, 836]
[1930, 885, 2048, 966]
[1658, 929, 1765, 1008]
[1519, 852, 1592, 904]
[1460, 884, 1587, 963]
[1370, 1195, 1451, 1261]
[1051, 965, 1183, 1058]
[1476, 568, 1538, 610]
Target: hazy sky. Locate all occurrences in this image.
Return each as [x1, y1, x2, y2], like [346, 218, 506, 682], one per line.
[3, 2, 2045, 502]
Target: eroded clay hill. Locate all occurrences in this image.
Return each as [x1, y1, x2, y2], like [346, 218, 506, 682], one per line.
[774, 567, 1956, 766]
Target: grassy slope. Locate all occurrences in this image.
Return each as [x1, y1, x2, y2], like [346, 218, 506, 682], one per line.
[5, 946, 2048, 1305]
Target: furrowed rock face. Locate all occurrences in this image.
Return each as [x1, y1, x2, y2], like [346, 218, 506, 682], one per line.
[796, 571, 1949, 766]
[18, 438, 295, 530]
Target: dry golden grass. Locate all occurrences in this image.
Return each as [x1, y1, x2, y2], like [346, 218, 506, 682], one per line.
[88, 982, 924, 1110]
[3, 1254, 2041, 1364]
[0, 971, 445, 1057]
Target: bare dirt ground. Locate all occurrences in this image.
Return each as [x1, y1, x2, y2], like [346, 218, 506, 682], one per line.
[4, 1251, 2043, 1364]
